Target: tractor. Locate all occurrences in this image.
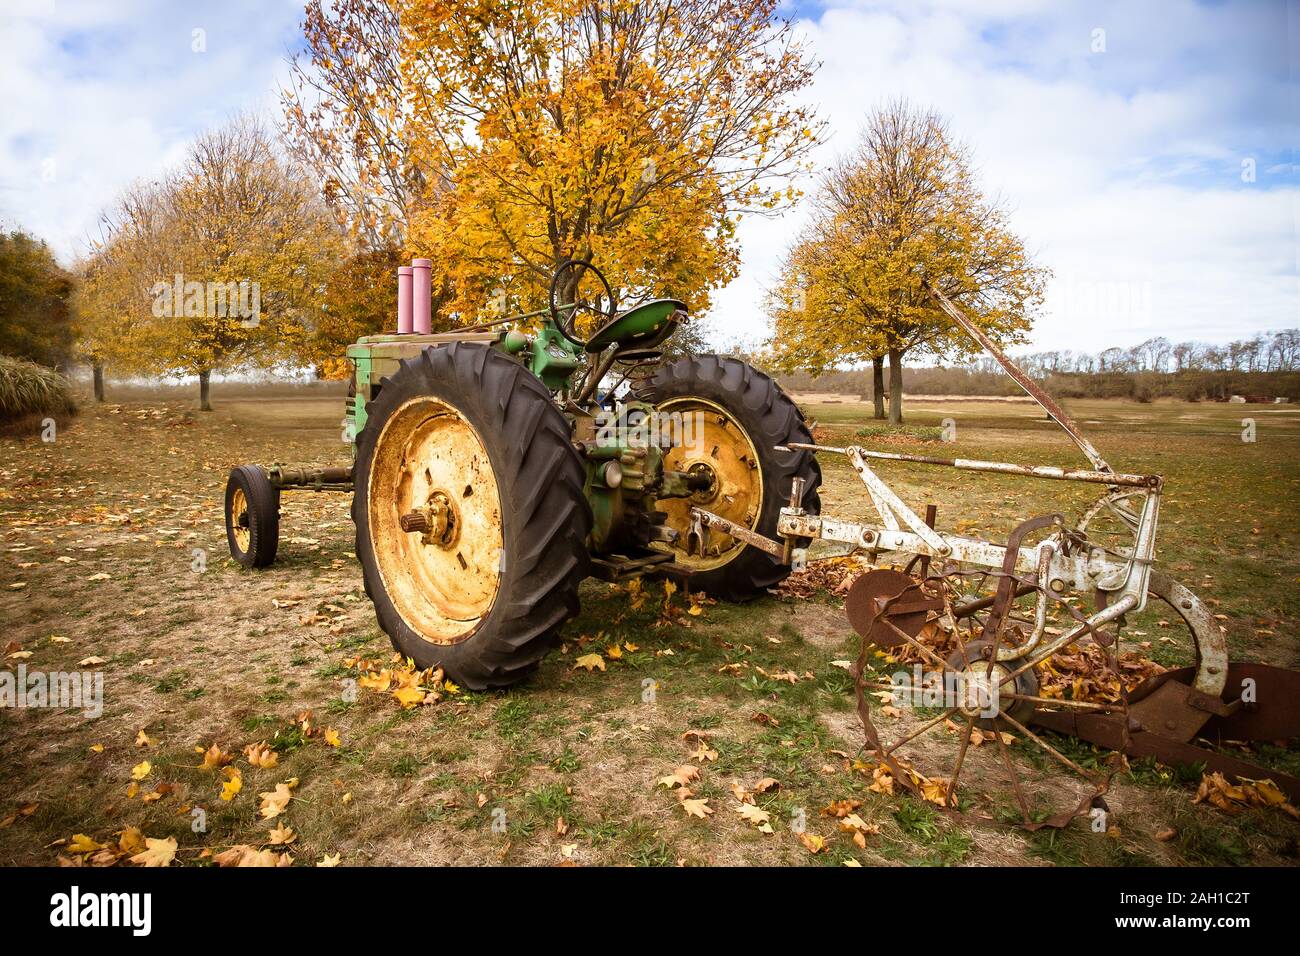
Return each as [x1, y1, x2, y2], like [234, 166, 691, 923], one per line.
[224, 258, 822, 689]
[226, 259, 1300, 819]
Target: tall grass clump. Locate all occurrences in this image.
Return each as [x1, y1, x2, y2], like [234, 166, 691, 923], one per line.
[0, 355, 77, 424]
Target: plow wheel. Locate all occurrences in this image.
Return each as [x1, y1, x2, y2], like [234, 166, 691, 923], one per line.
[352, 343, 591, 690]
[632, 354, 821, 601]
[849, 567, 1132, 829]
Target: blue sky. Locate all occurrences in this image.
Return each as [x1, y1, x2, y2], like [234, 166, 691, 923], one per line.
[1, 0, 1295, 353]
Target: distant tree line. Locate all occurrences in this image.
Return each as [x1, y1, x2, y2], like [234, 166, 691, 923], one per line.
[771, 329, 1300, 403]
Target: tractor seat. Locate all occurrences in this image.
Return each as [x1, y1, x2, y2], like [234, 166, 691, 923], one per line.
[585, 298, 687, 354]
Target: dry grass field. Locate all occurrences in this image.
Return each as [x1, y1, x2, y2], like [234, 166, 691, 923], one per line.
[1, 382, 1297, 867]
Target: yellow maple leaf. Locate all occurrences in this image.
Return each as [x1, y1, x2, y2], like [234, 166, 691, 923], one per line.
[323, 728, 341, 747]
[244, 742, 278, 768]
[316, 853, 341, 867]
[690, 741, 719, 763]
[118, 827, 147, 855]
[393, 685, 425, 708]
[573, 653, 605, 672]
[798, 832, 826, 854]
[258, 782, 294, 819]
[657, 765, 700, 789]
[68, 833, 103, 855]
[220, 767, 243, 801]
[135, 729, 156, 748]
[130, 760, 151, 781]
[199, 743, 231, 770]
[680, 798, 712, 819]
[736, 803, 773, 832]
[920, 779, 951, 806]
[266, 821, 297, 846]
[129, 836, 177, 867]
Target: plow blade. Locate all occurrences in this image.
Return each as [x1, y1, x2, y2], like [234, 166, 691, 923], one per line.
[1031, 660, 1300, 802]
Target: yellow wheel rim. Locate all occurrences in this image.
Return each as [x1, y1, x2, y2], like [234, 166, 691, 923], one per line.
[230, 487, 251, 552]
[368, 396, 504, 645]
[653, 397, 763, 571]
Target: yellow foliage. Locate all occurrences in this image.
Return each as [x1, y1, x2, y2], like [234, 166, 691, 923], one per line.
[397, 0, 821, 323]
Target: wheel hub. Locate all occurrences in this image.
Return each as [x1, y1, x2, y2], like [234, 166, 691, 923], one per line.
[653, 398, 762, 569]
[230, 487, 251, 551]
[368, 397, 503, 646]
[400, 491, 460, 548]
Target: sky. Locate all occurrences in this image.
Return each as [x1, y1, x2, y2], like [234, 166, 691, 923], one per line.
[0, 0, 1295, 357]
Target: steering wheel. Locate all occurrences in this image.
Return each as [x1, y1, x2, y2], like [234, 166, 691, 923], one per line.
[549, 258, 617, 349]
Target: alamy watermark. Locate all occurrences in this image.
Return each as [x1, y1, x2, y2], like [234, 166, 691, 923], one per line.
[151, 274, 261, 327]
[889, 663, 999, 718]
[594, 407, 706, 456]
[1, 664, 103, 718]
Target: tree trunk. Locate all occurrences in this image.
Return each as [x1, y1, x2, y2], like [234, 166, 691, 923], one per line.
[872, 356, 886, 419]
[92, 363, 104, 403]
[887, 348, 904, 425]
[199, 369, 212, 412]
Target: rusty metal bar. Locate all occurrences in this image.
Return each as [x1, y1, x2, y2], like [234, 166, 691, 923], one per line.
[921, 279, 1113, 474]
[688, 507, 785, 557]
[846, 448, 951, 555]
[267, 465, 354, 491]
[781, 442, 1157, 489]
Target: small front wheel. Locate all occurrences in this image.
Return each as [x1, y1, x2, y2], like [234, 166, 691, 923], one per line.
[225, 465, 280, 568]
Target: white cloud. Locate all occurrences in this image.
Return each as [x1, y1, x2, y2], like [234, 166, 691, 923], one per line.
[0, 0, 304, 263]
[0, 0, 1292, 357]
[707, 0, 1297, 354]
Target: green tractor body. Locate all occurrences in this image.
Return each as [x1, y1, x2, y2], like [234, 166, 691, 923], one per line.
[226, 261, 821, 688]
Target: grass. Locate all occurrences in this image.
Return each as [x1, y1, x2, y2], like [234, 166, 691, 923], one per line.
[0, 355, 76, 419]
[0, 387, 1295, 867]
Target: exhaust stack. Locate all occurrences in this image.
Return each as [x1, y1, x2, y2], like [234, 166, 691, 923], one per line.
[396, 266, 413, 334]
[412, 258, 432, 334]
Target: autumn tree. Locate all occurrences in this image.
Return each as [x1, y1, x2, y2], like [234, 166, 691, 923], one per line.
[73, 181, 175, 401]
[283, 0, 458, 340]
[75, 117, 343, 409]
[301, 244, 401, 377]
[0, 228, 75, 369]
[768, 100, 1047, 423]
[284, 0, 418, 247]
[389, 0, 821, 328]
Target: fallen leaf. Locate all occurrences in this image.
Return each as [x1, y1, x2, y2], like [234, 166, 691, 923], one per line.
[129, 836, 177, 867]
[243, 742, 278, 768]
[658, 765, 700, 789]
[266, 821, 297, 846]
[220, 767, 243, 801]
[680, 798, 713, 819]
[199, 743, 231, 769]
[736, 803, 773, 833]
[258, 783, 294, 819]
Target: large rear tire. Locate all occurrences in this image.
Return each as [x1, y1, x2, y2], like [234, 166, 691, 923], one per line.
[633, 354, 820, 600]
[352, 343, 591, 689]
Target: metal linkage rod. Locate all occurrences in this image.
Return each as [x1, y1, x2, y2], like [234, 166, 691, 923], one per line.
[921, 279, 1113, 474]
[781, 442, 1157, 489]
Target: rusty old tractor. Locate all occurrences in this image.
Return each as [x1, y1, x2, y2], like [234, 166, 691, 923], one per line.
[225, 259, 1298, 821]
[225, 258, 820, 688]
